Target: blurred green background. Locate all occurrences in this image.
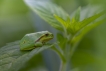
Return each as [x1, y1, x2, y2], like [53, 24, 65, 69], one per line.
[0, 0, 35, 47]
[0, 0, 106, 71]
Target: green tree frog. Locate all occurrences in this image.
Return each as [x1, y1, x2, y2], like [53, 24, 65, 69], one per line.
[20, 31, 53, 50]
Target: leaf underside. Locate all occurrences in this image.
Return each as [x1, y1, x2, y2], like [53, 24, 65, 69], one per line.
[24, 0, 69, 31]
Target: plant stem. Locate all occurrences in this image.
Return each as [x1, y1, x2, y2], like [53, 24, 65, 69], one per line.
[59, 60, 67, 71]
[59, 45, 71, 71]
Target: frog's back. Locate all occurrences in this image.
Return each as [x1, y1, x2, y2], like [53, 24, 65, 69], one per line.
[20, 32, 43, 44]
[26, 31, 49, 41]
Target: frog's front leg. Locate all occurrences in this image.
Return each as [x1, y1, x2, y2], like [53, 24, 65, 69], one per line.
[35, 42, 43, 47]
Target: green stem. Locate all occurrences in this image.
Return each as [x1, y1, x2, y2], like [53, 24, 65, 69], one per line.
[69, 41, 79, 58]
[51, 46, 67, 71]
[51, 46, 66, 63]
[59, 60, 67, 71]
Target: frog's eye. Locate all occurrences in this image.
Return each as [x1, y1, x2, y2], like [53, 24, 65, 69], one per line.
[45, 33, 49, 36]
[22, 40, 26, 44]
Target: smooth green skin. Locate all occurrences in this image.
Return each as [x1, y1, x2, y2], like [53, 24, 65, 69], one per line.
[20, 31, 53, 50]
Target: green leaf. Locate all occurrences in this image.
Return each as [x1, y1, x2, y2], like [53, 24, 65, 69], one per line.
[74, 7, 81, 22]
[24, 0, 69, 31]
[0, 41, 53, 71]
[54, 14, 74, 34]
[54, 14, 68, 29]
[75, 12, 104, 32]
[57, 33, 67, 49]
[71, 18, 106, 46]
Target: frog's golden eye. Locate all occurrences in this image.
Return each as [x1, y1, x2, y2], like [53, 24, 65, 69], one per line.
[23, 40, 26, 44]
[23, 41, 25, 44]
[45, 33, 49, 36]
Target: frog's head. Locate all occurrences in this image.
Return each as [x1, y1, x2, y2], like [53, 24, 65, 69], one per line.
[38, 31, 53, 42]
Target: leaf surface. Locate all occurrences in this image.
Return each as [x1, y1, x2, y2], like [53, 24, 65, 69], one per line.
[0, 41, 53, 71]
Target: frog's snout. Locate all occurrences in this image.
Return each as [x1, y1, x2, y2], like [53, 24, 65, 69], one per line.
[50, 34, 54, 38]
